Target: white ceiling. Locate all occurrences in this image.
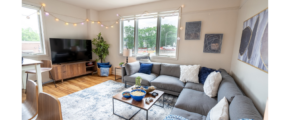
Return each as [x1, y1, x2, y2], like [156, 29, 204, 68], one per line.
[58, 0, 167, 11]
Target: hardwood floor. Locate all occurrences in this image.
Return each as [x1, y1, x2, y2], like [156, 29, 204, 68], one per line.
[22, 74, 122, 103]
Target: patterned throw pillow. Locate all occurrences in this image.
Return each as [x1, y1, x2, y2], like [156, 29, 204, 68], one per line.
[180, 65, 200, 83]
[198, 67, 218, 84]
[164, 115, 189, 120]
[206, 97, 229, 120]
[203, 71, 222, 97]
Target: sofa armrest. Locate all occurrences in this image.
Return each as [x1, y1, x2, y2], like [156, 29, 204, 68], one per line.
[121, 66, 126, 83]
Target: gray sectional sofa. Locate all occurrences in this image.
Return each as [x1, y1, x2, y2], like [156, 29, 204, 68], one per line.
[121, 61, 263, 120]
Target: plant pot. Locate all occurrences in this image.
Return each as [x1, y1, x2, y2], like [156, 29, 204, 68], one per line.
[120, 65, 122, 67]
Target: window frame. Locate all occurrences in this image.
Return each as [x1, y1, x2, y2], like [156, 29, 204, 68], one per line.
[22, 4, 46, 56]
[119, 9, 181, 60]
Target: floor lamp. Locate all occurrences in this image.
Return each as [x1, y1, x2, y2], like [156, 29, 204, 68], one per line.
[123, 49, 132, 64]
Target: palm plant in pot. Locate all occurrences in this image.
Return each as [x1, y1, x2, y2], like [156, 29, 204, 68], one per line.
[92, 33, 110, 63]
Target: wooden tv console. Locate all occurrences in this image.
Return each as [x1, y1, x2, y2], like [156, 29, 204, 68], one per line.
[49, 60, 97, 82]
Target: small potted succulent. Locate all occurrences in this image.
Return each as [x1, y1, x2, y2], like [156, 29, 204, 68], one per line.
[119, 62, 124, 67]
[135, 76, 142, 87]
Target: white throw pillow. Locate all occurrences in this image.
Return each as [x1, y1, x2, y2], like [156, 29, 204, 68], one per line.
[203, 71, 222, 97]
[179, 65, 200, 83]
[206, 97, 229, 120]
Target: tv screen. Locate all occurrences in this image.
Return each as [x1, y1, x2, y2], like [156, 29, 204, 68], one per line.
[50, 38, 92, 64]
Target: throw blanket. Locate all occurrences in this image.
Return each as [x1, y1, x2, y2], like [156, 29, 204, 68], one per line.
[100, 68, 109, 76]
[164, 115, 188, 120]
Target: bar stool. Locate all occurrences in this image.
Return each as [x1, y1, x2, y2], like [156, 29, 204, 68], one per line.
[25, 60, 57, 93]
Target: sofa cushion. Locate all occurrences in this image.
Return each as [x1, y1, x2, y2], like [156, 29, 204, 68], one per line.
[138, 63, 153, 74]
[125, 61, 140, 76]
[160, 63, 180, 78]
[217, 69, 243, 102]
[123, 73, 157, 86]
[170, 107, 206, 120]
[175, 89, 217, 116]
[229, 95, 262, 120]
[198, 67, 217, 84]
[185, 82, 204, 92]
[140, 62, 161, 75]
[151, 75, 184, 93]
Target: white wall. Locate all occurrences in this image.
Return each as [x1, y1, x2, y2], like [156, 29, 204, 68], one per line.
[22, 0, 100, 83]
[230, 0, 268, 115]
[98, 0, 240, 75]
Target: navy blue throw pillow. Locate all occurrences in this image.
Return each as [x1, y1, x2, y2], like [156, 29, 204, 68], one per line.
[198, 67, 219, 84]
[138, 63, 153, 74]
[97, 62, 110, 68]
[99, 65, 112, 68]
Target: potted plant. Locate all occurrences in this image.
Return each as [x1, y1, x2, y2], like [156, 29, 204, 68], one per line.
[119, 62, 124, 67]
[92, 32, 110, 63]
[135, 76, 142, 87]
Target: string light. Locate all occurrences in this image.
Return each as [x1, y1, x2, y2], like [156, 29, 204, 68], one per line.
[101, 24, 104, 27]
[116, 14, 119, 16]
[180, 27, 183, 30]
[181, 5, 185, 8]
[111, 25, 113, 28]
[45, 12, 49, 16]
[116, 21, 118, 24]
[106, 27, 108, 29]
[97, 21, 100, 24]
[42, 3, 46, 7]
[74, 23, 77, 26]
[81, 22, 84, 25]
[37, 12, 40, 15]
[177, 37, 180, 40]
[86, 19, 89, 22]
[65, 22, 69, 25]
[55, 18, 59, 21]
[91, 21, 94, 24]
[146, 12, 149, 15]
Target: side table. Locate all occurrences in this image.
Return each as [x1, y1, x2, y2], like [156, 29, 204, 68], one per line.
[115, 66, 122, 80]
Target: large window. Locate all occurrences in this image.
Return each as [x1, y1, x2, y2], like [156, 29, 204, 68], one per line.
[22, 4, 45, 56]
[120, 11, 179, 58]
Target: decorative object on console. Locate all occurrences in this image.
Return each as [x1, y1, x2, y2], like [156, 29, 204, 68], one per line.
[179, 65, 200, 83]
[238, 9, 268, 73]
[123, 49, 132, 64]
[185, 21, 201, 40]
[206, 97, 229, 120]
[203, 71, 222, 97]
[203, 34, 223, 53]
[135, 76, 142, 87]
[86, 62, 93, 66]
[138, 63, 153, 74]
[92, 32, 110, 63]
[119, 62, 124, 67]
[198, 67, 219, 84]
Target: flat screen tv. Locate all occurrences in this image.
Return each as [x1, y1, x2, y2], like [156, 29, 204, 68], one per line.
[50, 38, 92, 64]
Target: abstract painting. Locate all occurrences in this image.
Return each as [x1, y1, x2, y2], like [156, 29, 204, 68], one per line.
[185, 21, 201, 40]
[238, 9, 268, 72]
[203, 34, 223, 53]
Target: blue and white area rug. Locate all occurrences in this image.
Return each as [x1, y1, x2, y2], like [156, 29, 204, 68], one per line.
[59, 80, 178, 120]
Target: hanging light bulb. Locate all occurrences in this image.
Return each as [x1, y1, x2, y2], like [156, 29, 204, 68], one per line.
[86, 19, 89, 22]
[81, 22, 84, 25]
[116, 21, 118, 24]
[101, 24, 104, 27]
[181, 5, 185, 8]
[111, 25, 113, 28]
[26, 16, 30, 19]
[65, 22, 69, 25]
[42, 3, 46, 7]
[177, 37, 180, 40]
[45, 12, 49, 16]
[146, 12, 149, 15]
[55, 18, 59, 21]
[179, 16, 181, 19]
[116, 14, 119, 16]
[97, 21, 100, 24]
[74, 23, 77, 26]
[180, 27, 183, 30]
[106, 27, 108, 29]
[91, 21, 94, 24]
